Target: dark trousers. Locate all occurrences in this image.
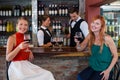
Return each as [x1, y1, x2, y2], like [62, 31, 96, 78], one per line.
[77, 66, 113, 80]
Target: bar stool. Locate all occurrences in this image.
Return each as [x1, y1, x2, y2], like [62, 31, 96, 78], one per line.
[6, 61, 11, 80]
[112, 62, 120, 80]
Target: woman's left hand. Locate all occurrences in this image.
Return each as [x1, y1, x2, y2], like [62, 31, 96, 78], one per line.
[100, 69, 110, 80]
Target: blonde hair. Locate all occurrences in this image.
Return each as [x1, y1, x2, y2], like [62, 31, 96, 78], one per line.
[17, 17, 29, 24]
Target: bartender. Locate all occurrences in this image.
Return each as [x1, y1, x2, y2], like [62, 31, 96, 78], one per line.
[68, 8, 89, 47]
[37, 15, 52, 47]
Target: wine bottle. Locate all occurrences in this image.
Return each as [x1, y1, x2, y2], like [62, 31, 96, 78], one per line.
[6, 21, 10, 32]
[49, 4, 52, 16]
[8, 6, 12, 16]
[54, 4, 57, 16]
[64, 5, 68, 16]
[0, 20, 2, 33]
[41, 4, 44, 15]
[16, 5, 21, 16]
[3, 7, 5, 16]
[0, 7, 2, 16]
[9, 21, 14, 32]
[118, 35, 120, 49]
[59, 5, 62, 16]
[52, 21, 56, 33]
[25, 6, 29, 16]
[21, 6, 25, 16]
[2, 21, 6, 33]
[51, 4, 54, 16]
[28, 5, 32, 16]
[13, 5, 17, 16]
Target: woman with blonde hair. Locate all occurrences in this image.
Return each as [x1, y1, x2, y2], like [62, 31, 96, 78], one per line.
[6, 17, 55, 80]
[76, 15, 118, 80]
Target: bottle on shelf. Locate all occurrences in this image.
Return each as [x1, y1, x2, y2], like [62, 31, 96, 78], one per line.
[0, 20, 3, 33]
[48, 4, 52, 16]
[6, 21, 10, 32]
[25, 6, 29, 16]
[2, 21, 6, 33]
[118, 35, 120, 49]
[21, 6, 25, 16]
[58, 5, 62, 16]
[13, 5, 21, 16]
[52, 20, 56, 33]
[38, 4, 44, 16]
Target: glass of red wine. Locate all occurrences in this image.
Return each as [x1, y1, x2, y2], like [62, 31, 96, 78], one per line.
[74, 32, 82, 49]
[51, 36, 57, 51]
[24, 33, 31, 52]
[58, 36, 63, 51]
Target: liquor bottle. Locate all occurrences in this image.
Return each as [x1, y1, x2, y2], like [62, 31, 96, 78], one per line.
[64, 23, 69, 35]
[61, 5, 65, 16]
[17, 5, 21, 16]
[21, 6, 25, 16]
[52, 21, 56, 33]
[0, 20, 2, 33]
[2, 21, 6, 33]
[13, 5, 21, 16]
[64, 5, 68, 16]
[9, 21, 14, 32]
[48, 4, 52, 16]
[28, 5, 32, 16]
[59, 5, 62, 16]
[0, 7, 2, 16]
[51, 4, 54, 16]
[54, 4, 58, 16]
[6, 21, 10, 32]
[118, 35, 120, 49]
[58, 21, 62, 34]
[25, 6, 29, 16]
[5, 7, 9, 16]
[41, 4, 44, 16]
[2, 7, 5, 16]
[8, 6, 12, 16]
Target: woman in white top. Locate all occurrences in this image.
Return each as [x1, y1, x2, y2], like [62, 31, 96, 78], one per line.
[37, 15, 52, 47]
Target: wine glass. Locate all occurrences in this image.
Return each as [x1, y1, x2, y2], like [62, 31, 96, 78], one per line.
[58, 36, 63, 51]
[24, 33, 31, 52]
[51, 36, 57, 51]
[74, 32, 83, 49]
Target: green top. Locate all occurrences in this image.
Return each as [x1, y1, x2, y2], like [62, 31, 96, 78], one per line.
[89, 44, 112, 71]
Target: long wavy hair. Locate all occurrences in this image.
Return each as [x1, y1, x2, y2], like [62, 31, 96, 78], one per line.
[89, 15, 106, 53]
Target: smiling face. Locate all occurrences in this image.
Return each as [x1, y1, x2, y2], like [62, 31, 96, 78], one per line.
[16, 19, 29, 34]
[90, 19, 102, 32]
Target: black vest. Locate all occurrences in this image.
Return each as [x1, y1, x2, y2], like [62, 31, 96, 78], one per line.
[70, 19, 85, 47]
[40, 28, 52, 44]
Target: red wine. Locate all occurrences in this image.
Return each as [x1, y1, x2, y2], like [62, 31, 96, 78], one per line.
[51, 41, 56, 45]
[24, 39, 30, 43]
[58, 41, 63, 45]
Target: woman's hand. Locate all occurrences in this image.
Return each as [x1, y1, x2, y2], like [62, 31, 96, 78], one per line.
[100, 69, 110, 80]
[18, 41, 29, 49]
[45, 42, 52, 47]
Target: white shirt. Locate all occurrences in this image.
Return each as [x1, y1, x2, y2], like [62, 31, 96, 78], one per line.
[37, 26, 51, 46]
[70, 17, 89, 37]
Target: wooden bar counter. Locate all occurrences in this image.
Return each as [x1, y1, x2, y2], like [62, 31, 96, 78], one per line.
[0, 47, 120, 80]
[30, 47, 90, 57]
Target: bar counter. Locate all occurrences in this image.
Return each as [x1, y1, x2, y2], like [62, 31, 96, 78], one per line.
[0, 47, 120, 80]
[1, 46, 120, 57]
[30, 47, 90, 57]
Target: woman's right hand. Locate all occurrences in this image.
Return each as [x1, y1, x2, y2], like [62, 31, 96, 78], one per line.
[18, 41, 29, 49]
